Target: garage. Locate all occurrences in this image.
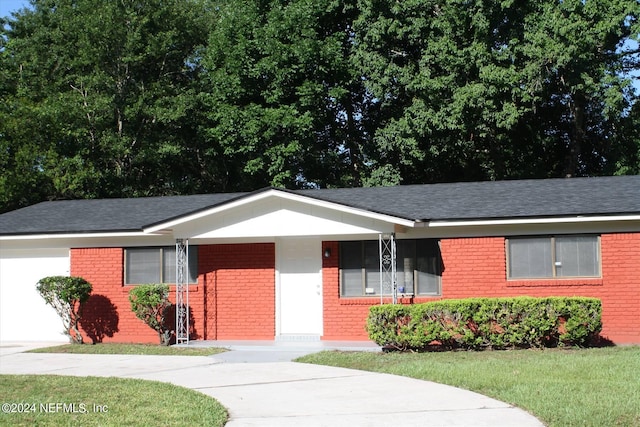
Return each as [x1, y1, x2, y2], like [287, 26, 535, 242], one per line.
[0, 248, 70, 342]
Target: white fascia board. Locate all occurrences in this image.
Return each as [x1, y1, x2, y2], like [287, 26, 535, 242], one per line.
[425, 214, 640, 228]
[0, 231, 151, 241]
[144, 188, 416, 233]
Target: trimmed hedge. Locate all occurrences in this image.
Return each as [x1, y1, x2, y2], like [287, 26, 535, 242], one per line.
[366, 297, 602, 350]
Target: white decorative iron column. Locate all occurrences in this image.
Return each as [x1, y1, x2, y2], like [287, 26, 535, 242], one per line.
[175, 238, 189, 344]
[379, 233, 397, 304]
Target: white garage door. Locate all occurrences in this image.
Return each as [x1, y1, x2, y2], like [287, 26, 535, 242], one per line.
[0, 248, 70, 342]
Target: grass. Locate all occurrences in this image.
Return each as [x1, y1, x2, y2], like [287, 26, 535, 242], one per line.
[27, 343, 226, 356]
[0, 375, 227, 426]
[297, 346, 640, 427]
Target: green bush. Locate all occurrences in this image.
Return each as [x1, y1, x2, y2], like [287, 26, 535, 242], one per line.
[128, 284, 172, 345]
[367, 297, 602, 350]
[36, 276, 93, 344]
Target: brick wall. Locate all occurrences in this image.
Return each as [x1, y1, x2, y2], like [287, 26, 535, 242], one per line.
[322, 241, 374, 340]
[71, 248, 160, 344]
[322, 233, 640, 344]
[201, 243, 275, 340]
[70, 234, 638, 344]
[322, 240, 440, 341]
[599, 233, 640, 343]
[71, 243, 276, 343]
[72, 247, 208, 344]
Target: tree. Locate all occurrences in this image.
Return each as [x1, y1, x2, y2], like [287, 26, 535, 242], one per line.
[1, 0, 638, 210]
[0, 0, 212, 212]
[514, 0, 640, 177]
[613, 99, 640, 175]
[36, 276, 92, 344]
[353, 0, 640, 183]
[128, 284, 172, 345]
[199, 0, 371, 189]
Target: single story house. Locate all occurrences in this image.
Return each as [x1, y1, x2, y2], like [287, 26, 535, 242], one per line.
[1, 175, 639, 344]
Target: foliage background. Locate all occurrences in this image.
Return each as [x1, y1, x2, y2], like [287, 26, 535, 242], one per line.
[1, 0, 638, 212]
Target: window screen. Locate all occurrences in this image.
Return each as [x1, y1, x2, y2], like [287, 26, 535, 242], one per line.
[126, 248, 161, 284]
[507, 236, 599, 279]
[508, 238, 553, 278]
[163, 248, 177, 283]
[364, 241, 381, 293]
[396, 240, 416, 294]
[125, 246, 198, 285]
[340, 241, 363, 296]
[339, 239, 441, 297]
[555, 236, 599, 277]
[416, 239, 441, 295]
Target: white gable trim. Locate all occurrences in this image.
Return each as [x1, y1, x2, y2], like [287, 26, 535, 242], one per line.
[144, 189, 416, 233]
[425, 214, 640, 228]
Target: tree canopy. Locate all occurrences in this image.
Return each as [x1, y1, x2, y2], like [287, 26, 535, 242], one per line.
[1, 0, 638, 212]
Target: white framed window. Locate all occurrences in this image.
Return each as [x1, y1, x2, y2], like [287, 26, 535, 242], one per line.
[339, 239, 441, 297]
[507, 236, 600, 279]
[125, 246, 198, 285]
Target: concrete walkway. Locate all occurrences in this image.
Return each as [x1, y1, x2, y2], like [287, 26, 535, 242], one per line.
[0, 341, 543, 426]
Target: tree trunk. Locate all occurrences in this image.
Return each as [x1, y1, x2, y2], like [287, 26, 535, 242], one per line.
[565, 92, 586, 178]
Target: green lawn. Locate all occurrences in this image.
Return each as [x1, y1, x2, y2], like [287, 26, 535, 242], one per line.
[28, 343, 226, 356]
[297, 346, 640, 427]
[0, 375, 227, 426]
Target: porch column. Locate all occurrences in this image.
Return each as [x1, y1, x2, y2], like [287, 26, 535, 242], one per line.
[175, 238, 189, 344]
[379, 233, 397, 304]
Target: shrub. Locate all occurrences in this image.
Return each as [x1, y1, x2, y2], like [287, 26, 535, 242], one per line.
[36, 276, 93, 344]
[367, 297, 602, 351]
[128, 284, 172, 345]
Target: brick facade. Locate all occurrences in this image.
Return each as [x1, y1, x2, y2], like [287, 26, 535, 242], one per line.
[71, 248, 159, 344]
[322, 233, 640, 344]
[71, 243, 275, 344]
[321, 241, 374, 340]
[70, 234, 638, 345]
[201, 243, 275, 340]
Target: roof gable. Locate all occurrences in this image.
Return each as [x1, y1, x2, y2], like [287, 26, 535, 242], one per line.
[165, 190, 403, 239]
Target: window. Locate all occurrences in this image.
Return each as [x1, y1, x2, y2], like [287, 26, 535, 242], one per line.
[125, 246, 198, 285]
[339, 239, 441, 297]
[507, 236, 600, 279]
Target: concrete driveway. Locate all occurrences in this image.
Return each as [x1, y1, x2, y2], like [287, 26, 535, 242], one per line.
[0, 341, 543, 426]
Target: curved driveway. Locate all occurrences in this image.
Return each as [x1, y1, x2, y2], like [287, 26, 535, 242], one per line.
[0, 342, 543, 426]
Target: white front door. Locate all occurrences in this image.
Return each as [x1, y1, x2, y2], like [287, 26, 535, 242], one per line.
[278, 238, 323, 337]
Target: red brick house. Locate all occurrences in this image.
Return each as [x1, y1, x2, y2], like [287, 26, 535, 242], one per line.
[1, 176, 639, 344]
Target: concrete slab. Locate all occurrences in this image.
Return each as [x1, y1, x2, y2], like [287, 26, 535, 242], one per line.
[0, 341, 64, 356]
[0, 341, 544, 426]
[193, 339, 381, 363]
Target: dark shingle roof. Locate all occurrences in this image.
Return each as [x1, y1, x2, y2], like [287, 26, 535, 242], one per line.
[1, 175, 638, 236]
[0, 192, 246, 235]
[295, 175, 640, 221]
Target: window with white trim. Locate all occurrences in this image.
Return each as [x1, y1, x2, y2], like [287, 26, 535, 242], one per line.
[125, 246, 198, 285]
[339, 239, 441, 297]
[507, 236, 600, 279]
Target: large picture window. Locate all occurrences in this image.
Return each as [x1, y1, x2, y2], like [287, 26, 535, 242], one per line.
[125, 246, 198, 285]
[507, 236, 600, 279]
[339, 239, 441, 297]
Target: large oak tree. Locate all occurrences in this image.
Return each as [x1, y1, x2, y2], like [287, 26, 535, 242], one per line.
[1, 0, 211, 211]
[354, 0, 640, 184]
